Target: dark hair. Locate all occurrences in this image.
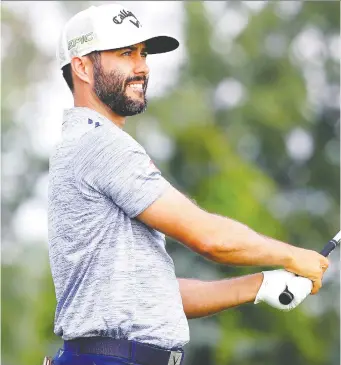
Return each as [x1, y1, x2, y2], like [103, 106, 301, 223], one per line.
[62, 51, 101, 93]
[62, 64, 73, 92]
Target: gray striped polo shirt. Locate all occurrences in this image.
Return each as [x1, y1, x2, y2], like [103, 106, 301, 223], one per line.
[48, 107, 189, 349]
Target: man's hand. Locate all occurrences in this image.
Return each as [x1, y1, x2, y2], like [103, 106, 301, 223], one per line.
[285, 248, 329, 294]
[255, 269, 313, 311]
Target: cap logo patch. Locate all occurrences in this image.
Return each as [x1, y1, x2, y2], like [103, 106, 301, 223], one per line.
[68, 32, 94, 50]
[113, 9, 141, 28]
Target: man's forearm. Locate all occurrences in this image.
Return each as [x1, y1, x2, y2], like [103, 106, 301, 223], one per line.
[202, 214, 296, 268]
[177, 274, 263, 319]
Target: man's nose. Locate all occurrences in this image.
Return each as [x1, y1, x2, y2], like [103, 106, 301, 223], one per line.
[134, 58, 149, 76]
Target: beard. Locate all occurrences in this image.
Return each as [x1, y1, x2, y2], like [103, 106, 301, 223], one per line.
[92, 61, 148, 117]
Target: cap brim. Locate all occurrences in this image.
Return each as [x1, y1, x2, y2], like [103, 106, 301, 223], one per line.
[144, 36, 179, 54]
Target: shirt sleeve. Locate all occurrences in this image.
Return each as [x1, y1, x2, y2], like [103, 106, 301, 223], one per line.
[73, 125, 170, 218]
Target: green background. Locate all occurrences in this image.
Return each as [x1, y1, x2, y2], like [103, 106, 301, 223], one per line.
[1, 2, 340, 365]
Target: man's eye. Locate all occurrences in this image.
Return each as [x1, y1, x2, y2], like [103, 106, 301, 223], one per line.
[141, 52, 148, 58]
[122, 51, 132, 56]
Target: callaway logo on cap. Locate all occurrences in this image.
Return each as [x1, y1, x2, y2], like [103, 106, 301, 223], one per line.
[113, 9, 141, 28]
[57, 3, 180, 69]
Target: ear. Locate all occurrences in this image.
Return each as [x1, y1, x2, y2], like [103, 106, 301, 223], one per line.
[71, 57, 92, 85]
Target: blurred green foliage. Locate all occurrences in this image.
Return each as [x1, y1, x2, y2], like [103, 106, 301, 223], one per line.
[1, 2, 339, 365]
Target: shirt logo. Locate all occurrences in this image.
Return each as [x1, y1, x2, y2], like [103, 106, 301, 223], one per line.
[149, 159, 160, 173]
[113, 9, 141, 28]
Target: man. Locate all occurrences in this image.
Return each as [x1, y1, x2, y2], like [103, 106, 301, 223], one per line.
[47, 4, 329, 365]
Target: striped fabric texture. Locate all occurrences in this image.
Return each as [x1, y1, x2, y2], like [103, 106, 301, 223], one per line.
[48, 107, 189, 349]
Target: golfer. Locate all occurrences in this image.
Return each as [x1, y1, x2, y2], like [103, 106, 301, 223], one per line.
[47, 4, 329, 365]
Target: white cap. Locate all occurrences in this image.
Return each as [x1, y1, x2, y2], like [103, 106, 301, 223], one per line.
[57, 3, 179, 69]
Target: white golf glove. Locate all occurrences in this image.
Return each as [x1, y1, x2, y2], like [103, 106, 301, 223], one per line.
[255, 269, 313, 311]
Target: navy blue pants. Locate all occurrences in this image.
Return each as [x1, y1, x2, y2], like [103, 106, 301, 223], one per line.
[52, 344, 185, 365]
[52, 348, 134, 364]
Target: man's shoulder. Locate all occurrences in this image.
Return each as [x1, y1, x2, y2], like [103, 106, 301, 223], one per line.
[62, 107, 145, 154]
[74, 120, 146, 161]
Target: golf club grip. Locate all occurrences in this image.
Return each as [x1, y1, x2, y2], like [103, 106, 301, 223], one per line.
[278, 239, 338, 305]
[320, 239, 338, 257]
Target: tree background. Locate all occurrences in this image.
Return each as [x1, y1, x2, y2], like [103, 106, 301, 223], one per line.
[1, 1, 340, 365]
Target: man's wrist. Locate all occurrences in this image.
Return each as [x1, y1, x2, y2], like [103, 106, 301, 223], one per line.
[249, 272, 264, 303]
[261, 234, 296, 269]
[282, 246, 296, 270]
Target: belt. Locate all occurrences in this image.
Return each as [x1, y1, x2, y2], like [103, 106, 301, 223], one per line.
[64, 337, 184, 365]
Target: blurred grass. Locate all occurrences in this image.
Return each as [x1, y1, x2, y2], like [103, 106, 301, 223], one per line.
[1, 2, 339, 365]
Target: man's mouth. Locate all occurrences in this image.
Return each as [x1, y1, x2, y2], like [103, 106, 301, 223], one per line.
[127, 83, 144, 92]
